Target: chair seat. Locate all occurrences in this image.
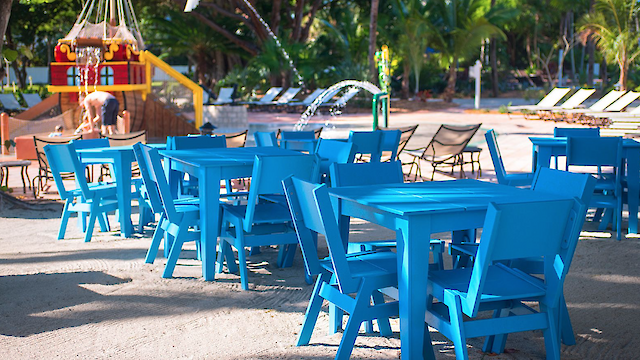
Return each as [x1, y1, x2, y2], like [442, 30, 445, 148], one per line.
[429, 264, 546, 303]
[320, 251, 397, 279]
[222, 202, 292, 224]
[67, 182, 117, 198]
[504, 172, 535, 183]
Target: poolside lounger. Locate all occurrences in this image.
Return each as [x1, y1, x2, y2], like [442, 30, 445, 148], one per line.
[507, 87, 571, 117]
[240, 87, 283, 106]
[213, 87, 235, 105]
[0, 94, 26, 112]
[22, 93, 43, 108]
[534, 88, 596, 120]
[255, 87, 301, 111]
[285, 88, 326, 112]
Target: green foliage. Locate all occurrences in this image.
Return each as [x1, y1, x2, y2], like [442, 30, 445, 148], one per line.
[498, 102, 512, 114]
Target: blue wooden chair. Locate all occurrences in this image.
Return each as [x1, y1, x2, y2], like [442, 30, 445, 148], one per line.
[282, 176, 399, 360]
[137, 144, 202, 278]
[348, 131, 383, 162]
[280, 130, 317, 153]
[70, 138, 110, 182]
[450, 167, 596, 348]
[553, 127, 600, 169]
[567, 136, 624, 240]
[425, 198, 577, 360]
[330, 161, 445, 266]
[377, 129, 401, 161]
[485, 129, 535, 186]
[315, 139, 355, 184]
[44, 143, 119, 242]
[253, 131, 279, 147]
[216, 154, 317, 290]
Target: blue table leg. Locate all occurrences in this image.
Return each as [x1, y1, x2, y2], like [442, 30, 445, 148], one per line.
[626, 148, 639, 234]
[199, 167, 220, 281]
[114, 154, 133, 238]
[397, 217, 435, 360]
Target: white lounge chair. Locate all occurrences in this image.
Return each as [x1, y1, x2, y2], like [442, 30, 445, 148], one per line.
[507, 87, 571, 117]
[213, 87, 235, 105]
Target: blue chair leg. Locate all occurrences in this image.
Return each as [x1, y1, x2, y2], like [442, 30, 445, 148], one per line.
[371, 290, 392, 336]
[448, 295, 469, 360]
[297, 272, 330, 346]
[162, 226, 187, 278]
[84, 207, 98, 242]
[542, 304, 562, 360]
[57, 200, 72, 240]
[145, 219, 165, 263]
[560, 295, 576, 346]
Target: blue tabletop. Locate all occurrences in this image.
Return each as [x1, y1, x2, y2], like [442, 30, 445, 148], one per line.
[329, 179, 570, 216]
[530, 136, 640, 147]
[160, 146, 306, 166]
[77, 143, 165, 154]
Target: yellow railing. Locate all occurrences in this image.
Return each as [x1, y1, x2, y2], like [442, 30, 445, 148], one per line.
[141, 50, 203, 127]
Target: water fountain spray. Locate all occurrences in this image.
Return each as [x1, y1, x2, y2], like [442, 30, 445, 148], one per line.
[239, 0, 305, 89]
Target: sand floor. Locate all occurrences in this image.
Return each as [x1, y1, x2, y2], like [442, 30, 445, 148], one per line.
[1, 110, 640, 359]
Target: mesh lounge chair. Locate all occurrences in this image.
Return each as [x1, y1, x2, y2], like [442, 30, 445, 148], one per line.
[507, 87, 570, 118]
[578, 91, 640, 126]
[32, 134, 83, 198]
[0, 93, 26, 112]
[404, 123, 481, 181]
[22, 93, 42, 108]
[213, 87, 235, 105]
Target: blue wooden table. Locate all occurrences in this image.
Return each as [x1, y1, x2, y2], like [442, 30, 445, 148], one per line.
[77, 143, 165, 238]
[530, 136, 640, 234]
[159, 146, 306, 281]
[328, 180, 568, 359]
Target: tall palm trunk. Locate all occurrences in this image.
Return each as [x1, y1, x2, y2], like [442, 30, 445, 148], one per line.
[443, 63, 457, 102]
[368, 0, 380, 81]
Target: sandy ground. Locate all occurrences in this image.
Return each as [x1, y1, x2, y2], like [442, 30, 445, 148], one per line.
[1, 109, 640, 359]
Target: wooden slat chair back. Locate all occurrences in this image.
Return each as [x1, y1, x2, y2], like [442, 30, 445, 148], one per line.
[103, 130, 146, 147]
[315, 139, 355, 183]
[32, 134, 82, 197]
[223, 130, 248, 148]
[282, 176, 399, 359]
[43, 142, 118, 242]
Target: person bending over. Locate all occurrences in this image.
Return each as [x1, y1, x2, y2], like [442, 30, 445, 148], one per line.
[81, 91, 119, 135]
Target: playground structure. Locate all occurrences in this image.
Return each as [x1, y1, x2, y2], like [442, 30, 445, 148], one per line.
[1, 0, 204, 153]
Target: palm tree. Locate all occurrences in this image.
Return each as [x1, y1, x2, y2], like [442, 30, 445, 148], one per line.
[579, 0, 640, 91]
[426, 0, 504, 102]
[392, 0, 430, 99]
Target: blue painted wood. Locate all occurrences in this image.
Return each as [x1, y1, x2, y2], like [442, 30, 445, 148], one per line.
[138, 144, 201, 278]
[44, 142, 119, 242]
[253, 131, 278, 147]
[426, 198, 576, 359]
[315, 139, 355, 184]
[283, 176, 399, 360]
[485, 129, 534, 186]
[159, 147, 309, 281]
[327, 180, 573, 359]
[348, 131, 383, 162]
[377, 129, 401, 161]
[530, 136, 640, 235]
[567, 136, 624, 240]
[553, 127, 600, 137]
[217, 154, 316, 290]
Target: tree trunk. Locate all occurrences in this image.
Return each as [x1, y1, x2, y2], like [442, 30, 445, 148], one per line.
[368, 0, 380, 81]
[490, 38, 498, 97]
[0, 0, 12, 60]
[619, 62, 628, 91]
[271, 0, 282, 36]
[291, 0, 305, 42]
[402, 61, 410, 99]
[443, 63, 457, 102]
[587, 36, 595, 86]
[601, 59, 607, 89]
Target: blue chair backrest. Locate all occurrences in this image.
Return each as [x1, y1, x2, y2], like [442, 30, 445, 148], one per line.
[254, 131, 278, 147]
[43, 143, 90, 200]
[243, 154, 316, 232]
[531, 167, 595, 272]
[554, 127, 600, 137]
[71, 138, 110, 149]
[139, 145, 181, 223]
[282, 176, 359, 293]
[348, 131, 383, 162]
[377, 129, 401, 160]
[566, 136, 622, 168]
[465, 199, 574, 316]
[280, 131, 315, 141]
[169, 135, 227, 150]
[484, 129, 508, 184]
[133, 143, 164, 214]
[330, 161, 403, 187]
[315, 139, 355, 175]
